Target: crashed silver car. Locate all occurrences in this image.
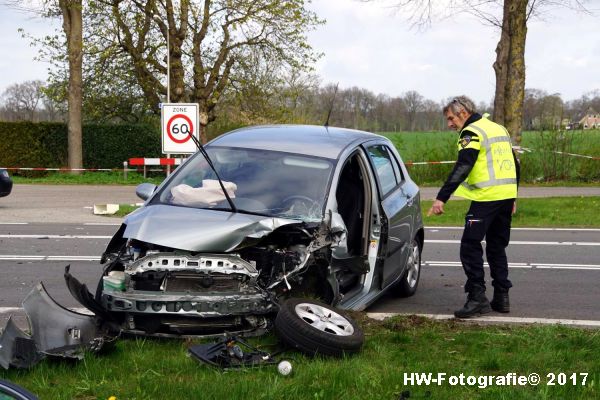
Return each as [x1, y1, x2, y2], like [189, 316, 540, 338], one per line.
[96, 125, 422, 344]
[1, 125, 424, 363]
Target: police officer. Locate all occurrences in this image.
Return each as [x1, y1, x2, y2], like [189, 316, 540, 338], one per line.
[428, 96, 519, 318]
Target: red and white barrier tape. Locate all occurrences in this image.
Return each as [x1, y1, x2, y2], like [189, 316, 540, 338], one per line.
[405, 147, 600, 166]
[405, 161, 455, 166]
[2, 148, 597, 172]
[128, 158, 183, 166]
[0, 167, 119, 172]
[1, 157, 185, 172]
[515, 146, 600, 161]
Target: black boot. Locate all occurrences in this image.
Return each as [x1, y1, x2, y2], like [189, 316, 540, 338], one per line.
[454, 288, 491, 318]
[491, 288, 510, 313]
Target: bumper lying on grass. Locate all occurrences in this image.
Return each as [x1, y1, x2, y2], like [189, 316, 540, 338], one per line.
[0, 280, 116, 370]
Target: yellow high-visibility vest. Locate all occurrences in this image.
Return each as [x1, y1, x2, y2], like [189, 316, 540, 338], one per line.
[453, 116, 518, 201]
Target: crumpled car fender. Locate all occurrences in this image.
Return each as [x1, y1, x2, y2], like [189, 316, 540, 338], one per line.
[22, 282, 106, 357]
[1, 281, 112, 370]
[0, 317, 39, 370]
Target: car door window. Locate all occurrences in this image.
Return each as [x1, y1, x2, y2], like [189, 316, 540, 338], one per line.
[367, 145, 398, 196]
[389, 151, 404, 182]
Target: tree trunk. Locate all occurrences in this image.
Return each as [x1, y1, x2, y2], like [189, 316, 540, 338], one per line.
[199, 110, 209, 144]
[60, 0, 83, 173]
[493, 0, 528, 145]
[504, 0, 528, 145]
[166, 0, 188, 103]
[492, 1, 510, 125]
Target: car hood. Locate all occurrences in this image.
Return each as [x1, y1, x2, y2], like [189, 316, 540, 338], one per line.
[123, 204, 303, 252]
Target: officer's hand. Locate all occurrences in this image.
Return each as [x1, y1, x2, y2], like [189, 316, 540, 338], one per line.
[512, 200, 517, 215]
[428, 200, 445, 216]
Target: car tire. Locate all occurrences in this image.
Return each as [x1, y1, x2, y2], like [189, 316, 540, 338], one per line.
[397, 238, 421, 298]
[274, 298, 364, 357]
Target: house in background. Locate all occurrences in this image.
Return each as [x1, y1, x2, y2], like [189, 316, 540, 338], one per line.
[578, 108, 600, 129]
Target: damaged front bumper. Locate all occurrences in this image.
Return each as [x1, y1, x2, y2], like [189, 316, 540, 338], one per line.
[0, 281, 116, 370]
[103, 252, 275, 318]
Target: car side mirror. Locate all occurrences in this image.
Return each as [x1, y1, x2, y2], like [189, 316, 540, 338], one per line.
[135, 183, 157, 201]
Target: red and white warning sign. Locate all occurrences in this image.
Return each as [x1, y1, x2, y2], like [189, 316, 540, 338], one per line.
[161, 103, 200, 154]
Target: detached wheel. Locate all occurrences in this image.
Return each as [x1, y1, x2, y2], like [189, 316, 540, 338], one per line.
[275, 298, 364, 357]
[397, 238, 421, 297]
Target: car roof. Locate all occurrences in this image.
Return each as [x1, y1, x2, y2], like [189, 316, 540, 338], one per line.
[208, 124, 384, 160]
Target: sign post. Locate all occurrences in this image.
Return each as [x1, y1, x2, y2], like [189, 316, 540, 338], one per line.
[161, 103, 200, 155]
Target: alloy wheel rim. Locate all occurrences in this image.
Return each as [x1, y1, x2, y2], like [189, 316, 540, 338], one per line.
[294, 303, 355, 336]
[406, 242, 420, 288]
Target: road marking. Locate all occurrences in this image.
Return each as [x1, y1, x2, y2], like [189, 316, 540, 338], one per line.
[425, 239, 600, 246]
[367, 313, 600, 328]
[0, 255, 101, 261]
[83, 223, 121, 226]
[0, 234, 112, 239]
[4, 235, 598, 247]
[0, 222, 28, 225]
[3, 307, 600, 329]
[2, 256, 597, 270]
[424, 261, 600, 270]
[0, 307, 23, 314]
[427, 226, 600, 232]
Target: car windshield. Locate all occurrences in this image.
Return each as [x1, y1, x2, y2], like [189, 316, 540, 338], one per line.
[154, 146, 335, 222]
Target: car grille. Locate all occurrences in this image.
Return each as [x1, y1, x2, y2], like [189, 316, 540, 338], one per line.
[163, 272, 243, 292]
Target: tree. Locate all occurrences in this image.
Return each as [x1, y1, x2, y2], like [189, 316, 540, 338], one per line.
[51, 0, 323, 143]
[372, 0, 590, 144]
[0, 80, 45, 121]
[2, 0, 83, 171]
[59, 0, 83, 171]
[402, 90, 424, 131]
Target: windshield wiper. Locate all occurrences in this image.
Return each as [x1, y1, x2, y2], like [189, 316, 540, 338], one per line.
[187, 132, 237, 213]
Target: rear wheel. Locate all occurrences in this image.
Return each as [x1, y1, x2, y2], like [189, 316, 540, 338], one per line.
[275, 298, 364, 357]
[397, 238, 421, 297]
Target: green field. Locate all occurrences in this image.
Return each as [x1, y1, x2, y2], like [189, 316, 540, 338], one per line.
[383, 129, 600, 185]
[8, 129, 599, 186]
[421, 197, 600, 228]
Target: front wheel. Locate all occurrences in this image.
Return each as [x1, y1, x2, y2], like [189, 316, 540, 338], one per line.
[274, 298, 364, 357]
[397, 238, 421, 297]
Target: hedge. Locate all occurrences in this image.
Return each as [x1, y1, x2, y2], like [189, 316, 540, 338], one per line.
[0, 122, 161, 171]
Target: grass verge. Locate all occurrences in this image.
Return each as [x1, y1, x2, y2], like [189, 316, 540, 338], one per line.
[11, 171, 164, 186]
[110, 197, 600, 228]
[1, 315, 598, 399]
[422, 197, 600, 227]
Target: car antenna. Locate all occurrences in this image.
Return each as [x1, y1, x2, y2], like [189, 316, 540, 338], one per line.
[324, 83, 339, 129]
[187, 131, 237, 213]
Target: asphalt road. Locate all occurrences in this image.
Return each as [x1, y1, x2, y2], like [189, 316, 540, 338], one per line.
[2, 184, 600, 224]
[1, 184, 599, 330]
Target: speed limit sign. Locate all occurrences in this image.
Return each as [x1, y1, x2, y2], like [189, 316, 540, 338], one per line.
[161, 103, 200, 154]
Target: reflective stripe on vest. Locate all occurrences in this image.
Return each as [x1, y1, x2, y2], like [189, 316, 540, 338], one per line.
[460, 123, 517, 190]
[453, 117, 517, 201]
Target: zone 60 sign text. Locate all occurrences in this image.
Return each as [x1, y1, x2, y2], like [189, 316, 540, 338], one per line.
[161, 103, 200, 154]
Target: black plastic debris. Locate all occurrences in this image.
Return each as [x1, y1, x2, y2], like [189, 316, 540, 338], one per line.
[188, 335, 281, 369]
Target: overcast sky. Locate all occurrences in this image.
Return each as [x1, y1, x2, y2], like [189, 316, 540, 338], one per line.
[0, 0, 598, 105]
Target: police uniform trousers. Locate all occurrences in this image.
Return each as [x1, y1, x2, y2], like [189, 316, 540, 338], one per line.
[460, 198, 514, 293]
